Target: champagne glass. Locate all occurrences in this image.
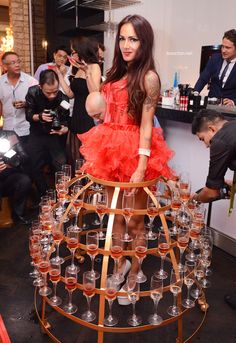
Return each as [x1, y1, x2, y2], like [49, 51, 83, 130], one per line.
[62, 164, 71, 182]
[82, 271, 96, 322]
[148, 275, 163, 325]
[191, 267, 204, 299]
[86, 231, 100, 280]
[46, 189, 57, 207]
[38, 256, 52, 297]
[63, 266, 78, 314]
[49, 261, 62, 306]
[51, 221, 64, 264]
[127, 274, 142, 326]
[185, 224, 201, 262]
[75, 158, 85, 177]
[110, 233, 124, 284]
[134, 233, 147, 283]
[146, 193, 158, 240]
[71, 183, 84, 232]
[104, 274, 119, 326]
[55, 171, 66, 213]
[122, 190, 135, 242]
[57, 179, 69, 208]
[32, 247, 44, 287]
[66, 226, 79, 272]
[167, 268, 183, 317]
[199, 257, 211, 288]
[170, 189, 181, 236]
[177, 227, 189, 269]
[182, 261, 195, 308]
[95, 191, 108, 240]
[155, 231, 170, 280]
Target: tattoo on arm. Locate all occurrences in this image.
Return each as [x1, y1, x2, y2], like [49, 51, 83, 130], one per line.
[143, 73, 160, 111]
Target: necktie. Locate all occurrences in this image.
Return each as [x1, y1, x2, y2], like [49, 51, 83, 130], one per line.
[219, 60, 231, 83]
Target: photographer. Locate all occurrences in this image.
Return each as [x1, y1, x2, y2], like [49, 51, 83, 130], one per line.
[0, 130, 31, 225]
[25, 69, 70, 197]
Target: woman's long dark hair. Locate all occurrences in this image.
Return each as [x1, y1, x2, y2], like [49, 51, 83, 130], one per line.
[105, 15, 160, 125]
[71, 36, 99, 64]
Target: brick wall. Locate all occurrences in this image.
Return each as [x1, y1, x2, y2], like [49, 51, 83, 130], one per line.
[9, 0, 46, 75]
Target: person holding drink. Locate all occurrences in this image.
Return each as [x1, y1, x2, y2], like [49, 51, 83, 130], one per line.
[78, 15, 173, 287]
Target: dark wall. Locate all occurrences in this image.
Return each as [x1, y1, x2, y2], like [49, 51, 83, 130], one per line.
[45, 0, 104, 61]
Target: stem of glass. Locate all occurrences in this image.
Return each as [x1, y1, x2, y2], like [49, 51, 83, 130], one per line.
[71, 249, 75, 268]
[187, 285, 191, 302]
[86, 295, 91, 313]
[153, 299, 159, 316]
[68, 290, 73, 308]
[53, 282, 57, 299]
[148, 217, 154, 234]
[91, 255, 95, 273]
[108, 299, 113, 320]
[160, 255, 165, 273]
[173, 293, 177, 308]
[132, 302, 136, 318]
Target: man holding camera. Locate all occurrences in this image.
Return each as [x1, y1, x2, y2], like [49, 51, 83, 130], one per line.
[25, 69, 70, 197]
[0, 130, 31, 225]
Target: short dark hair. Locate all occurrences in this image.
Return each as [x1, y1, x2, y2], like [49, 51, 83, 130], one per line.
[192, 109, 226, 134]
[1, 51, 19, 64]
[223, 29, 236, 47]
[53, 45, 69, 55]
[39, 69, 59, 86]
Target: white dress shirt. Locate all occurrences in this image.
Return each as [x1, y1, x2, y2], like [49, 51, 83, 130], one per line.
[219, 57, 236, 87]
[0, 72, 38, 136]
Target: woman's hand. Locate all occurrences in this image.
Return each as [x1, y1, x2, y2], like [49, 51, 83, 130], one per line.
[129, 169, 145, 193]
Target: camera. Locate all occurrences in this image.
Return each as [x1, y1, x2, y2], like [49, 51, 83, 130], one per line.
[44, 100, 70, 131]
[0, 138, 20, 168]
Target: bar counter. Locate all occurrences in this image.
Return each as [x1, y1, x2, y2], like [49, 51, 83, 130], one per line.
[156, 104, 236, 256]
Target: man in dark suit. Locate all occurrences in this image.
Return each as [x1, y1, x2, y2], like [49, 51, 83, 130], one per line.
[194, 29, 236, 107]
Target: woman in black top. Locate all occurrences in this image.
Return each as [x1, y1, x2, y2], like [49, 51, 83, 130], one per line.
[57, 37, 101, 166]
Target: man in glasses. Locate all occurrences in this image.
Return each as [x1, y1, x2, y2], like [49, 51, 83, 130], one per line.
[0, 52, 38, 148]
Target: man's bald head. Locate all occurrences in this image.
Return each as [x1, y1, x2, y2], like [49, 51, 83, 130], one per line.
[85, 92, 106, 122]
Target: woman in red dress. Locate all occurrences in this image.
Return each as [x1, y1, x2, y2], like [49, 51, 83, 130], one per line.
[79, 15, 173, 283]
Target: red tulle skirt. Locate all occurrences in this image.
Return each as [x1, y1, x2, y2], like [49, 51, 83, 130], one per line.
[78, 123, 173, 182]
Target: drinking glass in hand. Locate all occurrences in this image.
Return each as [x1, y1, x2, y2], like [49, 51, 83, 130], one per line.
[49, 261, 62, 306]
[134, 233, 147, 283]
[127, 274, 142, 326]
[148, 275, 163, 325]
[82, 271, 96, 322]
[122, 190, 135, 242]
[86, 231, 100, 280]
[110, 233, 124, 284]
[66, 226, 79, 272]
[146, 193, 158, 240]
[95, 191, 108, 240]
[104, 274, 119, 326]
[167, 268, 183, 317]
[155, 231, 170, 280]
[63, 266, 78, 314]
[182, 261, 195, 308]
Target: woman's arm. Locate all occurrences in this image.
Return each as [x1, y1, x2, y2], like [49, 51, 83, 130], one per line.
[56, 67, 74, 99]
[130, 71, 160, 183]
[85, 64, 101, 93]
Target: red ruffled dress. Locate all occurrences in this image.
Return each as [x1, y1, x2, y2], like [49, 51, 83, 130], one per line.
[78, 79, 173, 182]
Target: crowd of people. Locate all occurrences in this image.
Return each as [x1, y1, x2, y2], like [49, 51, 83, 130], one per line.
[0, 15, 236, 308]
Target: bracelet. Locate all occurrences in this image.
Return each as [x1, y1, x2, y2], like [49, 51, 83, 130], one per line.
[138, 148, 151, 157]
